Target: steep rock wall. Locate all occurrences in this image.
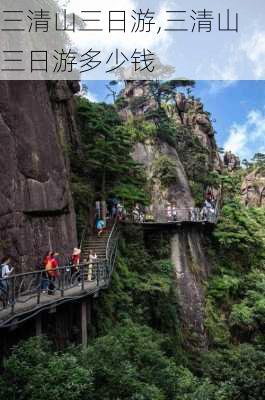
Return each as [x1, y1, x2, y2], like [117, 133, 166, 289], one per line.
[122, 81, 218, 345]
[133, 139, 194, 217]
[171, 228, 209, 348]
[175, 92, 222, 173]
[0, 81, 79, 271]
[241, 169, 265, 207]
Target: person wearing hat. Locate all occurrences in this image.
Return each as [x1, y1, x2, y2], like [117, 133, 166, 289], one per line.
[71, 248, 81, 274]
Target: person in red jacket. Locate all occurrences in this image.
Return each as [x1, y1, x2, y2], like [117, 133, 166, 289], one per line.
[47, 252, 59, 295]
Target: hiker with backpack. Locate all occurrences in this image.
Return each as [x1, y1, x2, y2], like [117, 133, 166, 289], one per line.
[96, 217, 105, 237]
[0, 256, 14, 308]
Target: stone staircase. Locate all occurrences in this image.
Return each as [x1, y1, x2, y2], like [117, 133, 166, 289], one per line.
[81, 231, 110, 262]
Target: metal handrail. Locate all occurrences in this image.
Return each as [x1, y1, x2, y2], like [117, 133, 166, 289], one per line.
[0, 260, 109, 320]
[0, 216, 121, 321]
[105, 217, 119, 262]
[127, 205, 219, 225]
[80, 220, 90, 250]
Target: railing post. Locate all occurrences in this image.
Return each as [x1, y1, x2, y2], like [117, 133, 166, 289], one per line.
[61, 267, 65, 298]
[81, 264, 85, 291]
[106, 260, 109, 281]
[96, 262, 100, 287]
[10, 276, 15, 314]
[37, 271, 41, 305]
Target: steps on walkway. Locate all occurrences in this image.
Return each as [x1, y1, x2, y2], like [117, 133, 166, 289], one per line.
[82, 230, 112, 262]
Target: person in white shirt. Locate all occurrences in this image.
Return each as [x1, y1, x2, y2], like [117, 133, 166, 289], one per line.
[0, 256, 14, 307]
[88, 251, 97, 281]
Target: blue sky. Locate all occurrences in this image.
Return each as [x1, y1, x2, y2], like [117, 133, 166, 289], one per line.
[83, 80, 265, 160]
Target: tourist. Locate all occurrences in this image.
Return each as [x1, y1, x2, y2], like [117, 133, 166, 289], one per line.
[96, 217, 105, 237]
[172, 206, 177, 222]
[189, 208, 196, 222]
[132, 204, 140, 222]
[95, 200, 101, 218]
[117, 202, 124, 220]
[46, 252, 59, 295]
[0, 256, 13, 307]
[106, 197, 114, 218]
[40, 251, 51, 293]
[71, 248, 81, 274]
[88, 250, 97, 281]
[200, 198, 214, 221]
[139, 211, 145, 223]
[112, 197, 118, 218]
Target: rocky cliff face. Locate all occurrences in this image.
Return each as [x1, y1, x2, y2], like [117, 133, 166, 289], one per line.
[121, 81, 219, 346]
[241, 169, 265, 207]
[122, 81, 222, 175]
[174, 92, 223, 173]
[171, 228, 209, 349]
[133, 140, 194, 218]
[224, 151, 241, 171]
[0, 81, 79, 271]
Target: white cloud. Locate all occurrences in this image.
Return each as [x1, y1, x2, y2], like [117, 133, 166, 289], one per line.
[224, 108, 265, 159]
[76, 83, 98, 102]
[83, 90, 98, 102]
[208, 80, 237, 95]
[241, 32, 265, 78]
[224, 124, 248, 157]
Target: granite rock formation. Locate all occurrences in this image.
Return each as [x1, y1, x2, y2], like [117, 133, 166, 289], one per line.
[224, 151, 241, 171]
[0, 81, 79, 271]
[241, 169, 265, 207]
[121, 81, 219, 347]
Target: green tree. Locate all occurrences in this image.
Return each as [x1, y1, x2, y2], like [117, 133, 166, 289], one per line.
[148, 80, 195, 108]
[69, 96, 151, 236]
[0, 337, 93, 400]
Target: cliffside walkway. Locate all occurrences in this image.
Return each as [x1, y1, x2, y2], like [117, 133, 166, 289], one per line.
[0, 220, 119, 328]
[125, 206, 219, 226]
[0, 202, 219, 327]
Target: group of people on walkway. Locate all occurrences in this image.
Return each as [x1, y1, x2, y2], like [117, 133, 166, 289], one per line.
[199, 192, 217, 222]
[41, 247, 98, 295]
[95, 197, 126, 236]
[130, 193, 217, 224]
[0, 246, 99, 307]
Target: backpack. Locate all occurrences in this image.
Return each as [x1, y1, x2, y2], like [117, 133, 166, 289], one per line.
[45, 259, 53, 276]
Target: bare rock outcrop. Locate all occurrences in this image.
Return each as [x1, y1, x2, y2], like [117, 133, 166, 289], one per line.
[241, 169, 265, 207]
[121, 81, 220, 347]
[133, 139, 194, 218]
[174, 94, 223, 173]
[224, 151, 241, 171]
[171, 228, 209, 349]
[0, 81, 79, 271]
